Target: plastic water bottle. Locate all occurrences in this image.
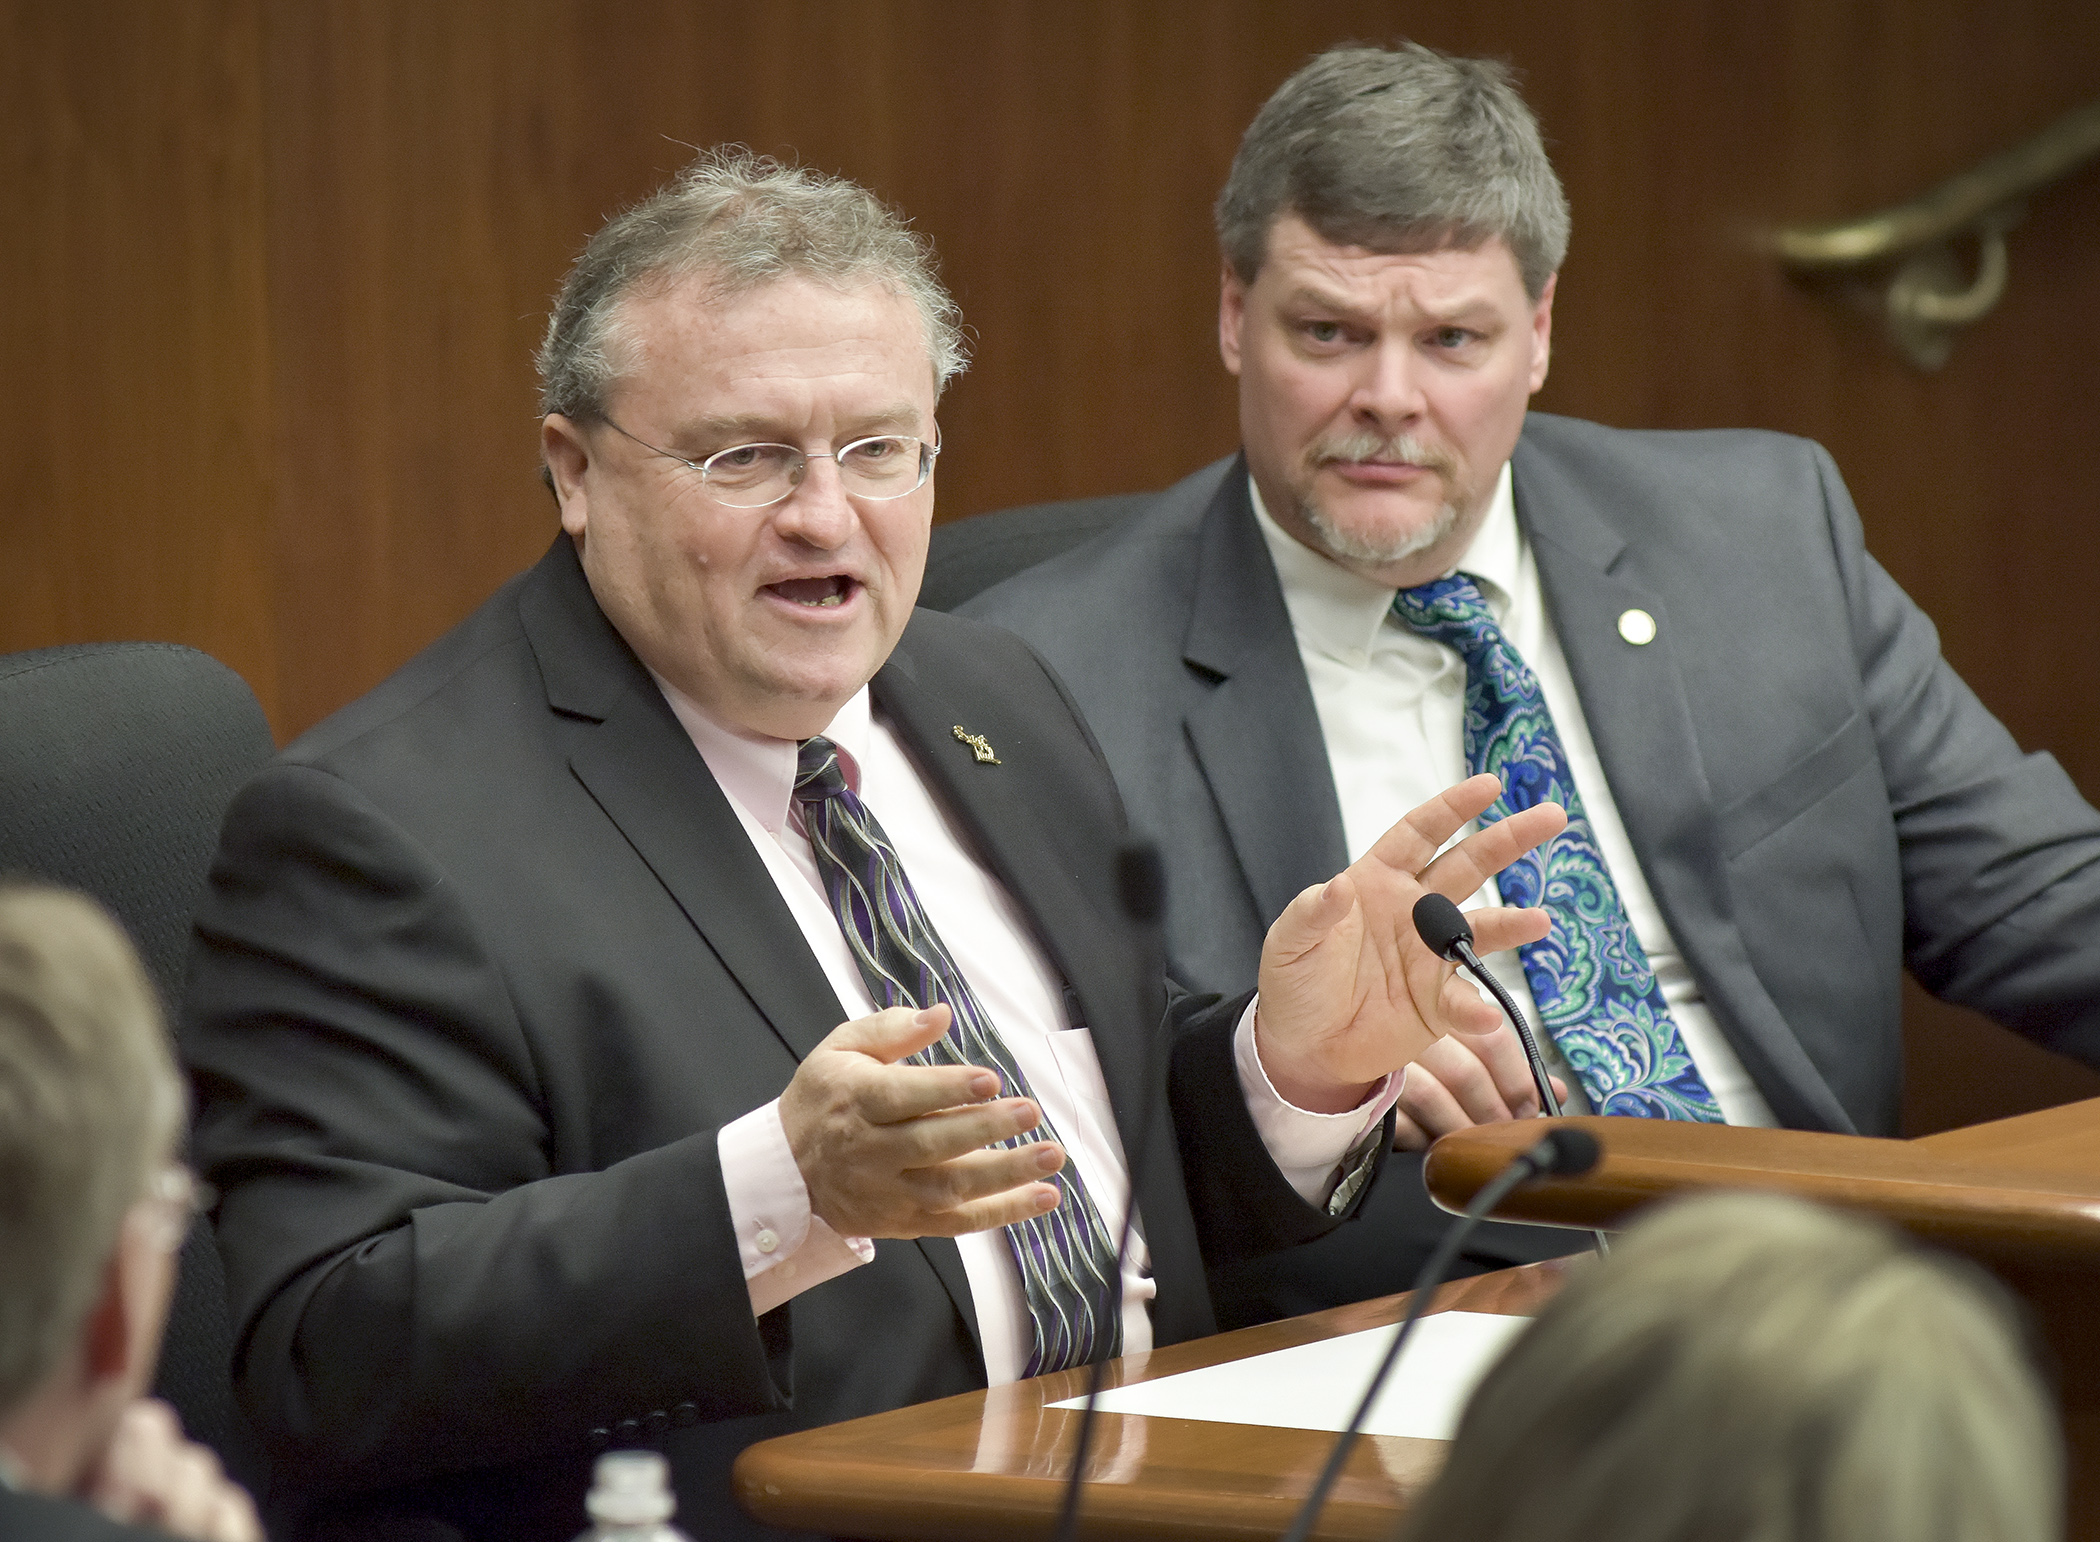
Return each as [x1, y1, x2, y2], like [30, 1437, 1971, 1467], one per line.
[573, 1451, 692, 1542]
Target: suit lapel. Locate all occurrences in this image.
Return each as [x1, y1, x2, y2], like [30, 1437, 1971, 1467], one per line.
[874, 634, 1131, 1352]
[870, 638, 1148, 1089]
[1181, 470, 1351, 927]
[517, 539, 847, 1063]
[1514, 437, 1854, 1131]
[517, 540, 985, 1356]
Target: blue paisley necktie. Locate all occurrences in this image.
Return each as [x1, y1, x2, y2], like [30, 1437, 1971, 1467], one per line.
[1390, 575, 1724, 1122]
[792, 736, 1125, 1374]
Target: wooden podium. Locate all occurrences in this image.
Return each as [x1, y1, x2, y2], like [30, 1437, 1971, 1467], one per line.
[737, 1097, 2100, 1540]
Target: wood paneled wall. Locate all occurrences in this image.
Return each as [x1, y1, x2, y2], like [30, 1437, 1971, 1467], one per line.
[6, 0, 2100, 1130]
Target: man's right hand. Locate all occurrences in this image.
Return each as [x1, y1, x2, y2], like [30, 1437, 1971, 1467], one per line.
[779, 1005, 1065, 1238]
[1392, 1013, 1570, 1151]
[83, 1400, 262, 1542]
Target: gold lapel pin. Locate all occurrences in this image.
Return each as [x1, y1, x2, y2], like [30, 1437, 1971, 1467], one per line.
[951, 725, 1002, 765]
[1617, 608, 1658, 646]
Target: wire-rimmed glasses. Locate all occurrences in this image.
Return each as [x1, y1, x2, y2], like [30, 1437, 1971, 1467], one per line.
[601, 417, 940, 508]
[137, 1162, 215, 1252]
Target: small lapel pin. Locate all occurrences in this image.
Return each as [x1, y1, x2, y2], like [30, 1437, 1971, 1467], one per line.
[1617, 608, 1657, 646]
[951, 725, 1002, 764]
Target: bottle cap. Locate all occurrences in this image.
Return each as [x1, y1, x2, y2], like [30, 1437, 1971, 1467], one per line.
[587, 1451, 675, 1526]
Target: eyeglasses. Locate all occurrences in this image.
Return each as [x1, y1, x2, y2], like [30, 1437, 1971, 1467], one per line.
[600, 418, 940, 509]
[137, 1163, 215, 1252]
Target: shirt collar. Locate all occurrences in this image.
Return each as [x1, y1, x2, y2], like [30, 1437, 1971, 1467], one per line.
[1249, 461, 1521, 662]
[651, 674, 872, 835]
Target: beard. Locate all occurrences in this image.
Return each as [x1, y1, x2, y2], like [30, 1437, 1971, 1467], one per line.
[1294, 429, 1468, 567]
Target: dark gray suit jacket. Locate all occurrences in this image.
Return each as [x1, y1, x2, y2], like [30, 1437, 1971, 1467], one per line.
[183, 537, 1372, 1542]
[964, 412, 2100, 1138]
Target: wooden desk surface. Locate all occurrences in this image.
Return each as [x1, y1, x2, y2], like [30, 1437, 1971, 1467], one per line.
[738, 1098, 2100, 1542]
[735, 1260, 1570, 1542]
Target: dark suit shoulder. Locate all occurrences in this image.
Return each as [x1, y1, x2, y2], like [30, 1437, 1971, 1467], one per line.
[959, 455, 1235, 633]
[0, 1489, 172, 1542]
[1522, 409, 1816, 459]
[1518, 412, 1828, 501]
[1515, 412, 1850, 568]
[284, 563, 542, 769]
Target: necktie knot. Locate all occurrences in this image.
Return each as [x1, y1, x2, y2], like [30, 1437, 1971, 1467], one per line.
[1391, 571, 1498, 650]
[794, 737, 851, 805]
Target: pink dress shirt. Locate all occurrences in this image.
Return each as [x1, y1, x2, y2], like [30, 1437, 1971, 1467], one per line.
[658, 679, 1398, 1386]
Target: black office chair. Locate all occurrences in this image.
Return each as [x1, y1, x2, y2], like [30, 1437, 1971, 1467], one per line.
[0, 642, 275, 1491]
[919, 490, 1153, 611]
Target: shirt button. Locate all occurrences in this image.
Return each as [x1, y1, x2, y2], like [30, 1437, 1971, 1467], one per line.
[755, 1228, 779, 1254]
[778, 1261, 797, 1280]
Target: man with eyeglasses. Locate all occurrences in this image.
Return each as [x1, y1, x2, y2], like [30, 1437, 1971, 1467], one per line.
[183, 150, 1560, 1542]
[0, 884, 262, 1542]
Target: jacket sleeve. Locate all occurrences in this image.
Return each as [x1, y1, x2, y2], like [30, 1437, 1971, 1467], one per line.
[183, 763, 786, 1496]
[1823, 441, 2100, 1061]
[1160, 989, 1393, 1267]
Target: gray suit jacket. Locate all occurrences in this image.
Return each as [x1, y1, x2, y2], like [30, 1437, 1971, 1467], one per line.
[964, 412, 2100, 1137]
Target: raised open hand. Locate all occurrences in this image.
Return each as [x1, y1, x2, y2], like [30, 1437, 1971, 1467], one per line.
[1252, 774, 1567, 1113]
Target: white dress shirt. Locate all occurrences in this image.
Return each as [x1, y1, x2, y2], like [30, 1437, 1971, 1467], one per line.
[1250, 467, 1777, 1128]
[658, 681, 1399, 1385]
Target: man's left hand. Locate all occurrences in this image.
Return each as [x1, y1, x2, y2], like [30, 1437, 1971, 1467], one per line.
[1253, 773, 1565, 1113]
[83, 1400, 263, 1542]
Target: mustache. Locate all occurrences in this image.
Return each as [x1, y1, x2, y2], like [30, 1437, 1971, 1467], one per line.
[1308, 430, 1457, 478]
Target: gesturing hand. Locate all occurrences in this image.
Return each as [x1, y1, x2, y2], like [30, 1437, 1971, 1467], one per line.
[1253, 773, 1567, 1113]
[778, 1005, 1066, 1239]
[1392, 1022, 1571, 1151]
[84, 1400, 263, 1542]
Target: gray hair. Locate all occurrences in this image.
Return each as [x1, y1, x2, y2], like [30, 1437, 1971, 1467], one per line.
[1215, 42, 1569, 298]
[0, 885, 184, 1415]
[537, 148, 967, 424]
[1394, 1192, 2061, 1542]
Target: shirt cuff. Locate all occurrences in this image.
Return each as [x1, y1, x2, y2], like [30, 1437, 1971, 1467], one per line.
[1232, 998, 1402, 1206]
[717, 1099, 875, 1318]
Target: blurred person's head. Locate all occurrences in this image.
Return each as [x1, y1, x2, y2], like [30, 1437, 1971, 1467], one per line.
[1215, 42, 1566, 591]
[0, 884, 188, 1493]
[1396, 1191, 2061, 1542]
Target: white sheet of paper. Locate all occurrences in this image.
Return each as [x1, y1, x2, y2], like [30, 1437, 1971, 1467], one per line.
[1048, 1310, 1529, 1442]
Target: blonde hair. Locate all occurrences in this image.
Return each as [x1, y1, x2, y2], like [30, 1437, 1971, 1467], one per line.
[0, 884, 184, 1413]
[1396, 1191, 2060, 1542]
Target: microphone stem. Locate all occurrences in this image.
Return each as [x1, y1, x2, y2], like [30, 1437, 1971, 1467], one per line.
[1450, 940, 1560, 1118]
[1448, 942, 1609, 1256]
[1277, 1147, 1547, 1542]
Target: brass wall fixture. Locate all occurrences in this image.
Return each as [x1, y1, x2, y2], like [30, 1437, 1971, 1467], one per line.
[1772, 98, 2100, 369]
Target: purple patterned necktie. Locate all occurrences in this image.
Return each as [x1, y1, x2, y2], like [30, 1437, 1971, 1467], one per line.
[792, 736, 1123, 1375]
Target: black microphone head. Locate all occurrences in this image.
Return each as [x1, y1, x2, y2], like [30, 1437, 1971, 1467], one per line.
[1116, 841, 1166, 925]
[1411, 892, 1474, 960]
[1532, 1126, 1602, 1178]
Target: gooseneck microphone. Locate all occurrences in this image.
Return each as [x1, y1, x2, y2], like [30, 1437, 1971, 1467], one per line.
[1412, 892, 1561, 1118]
[1053, 841, 1166, 1542]
[1277, 1127, 1603, 1542]
[1412, 892, 1611, 1263]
